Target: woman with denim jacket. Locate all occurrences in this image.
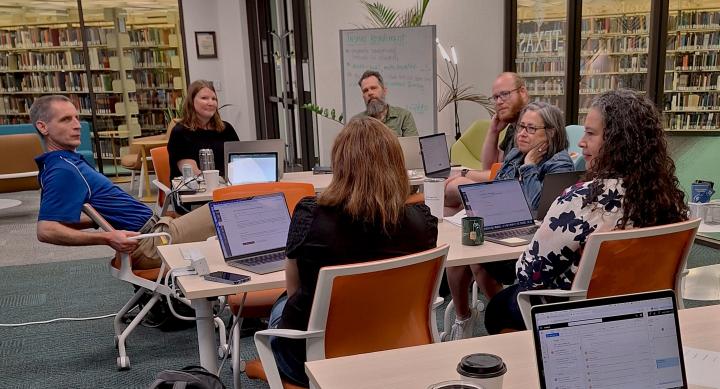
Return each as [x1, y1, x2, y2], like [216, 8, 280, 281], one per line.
[444, 101, 575, 340]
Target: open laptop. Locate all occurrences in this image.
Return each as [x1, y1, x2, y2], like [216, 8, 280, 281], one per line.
[531, 290, 687, 389]
[535, 170, 585, 220]
[226, 152, 278, 185]
[224, 139, 285, 179]
[208, 192, 290, 274]
[398, 135, 423, 170]
[419, 133, 451, 179]
[458, 179, 538, 246]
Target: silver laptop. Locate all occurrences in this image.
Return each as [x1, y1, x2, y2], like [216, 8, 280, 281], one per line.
[226, 151, 278, 185]
[208, 192, 290, 274]
[531, 290, 687, 389]
[535, 170, 584, 221]
[224, 139, 285, 179]
[398, 136, 423, 170]
[419, 133, 451, 179]
[458, 179, 538, 247]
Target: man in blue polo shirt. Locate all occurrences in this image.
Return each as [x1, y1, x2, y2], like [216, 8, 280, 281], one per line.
[33, 95, 214, 269]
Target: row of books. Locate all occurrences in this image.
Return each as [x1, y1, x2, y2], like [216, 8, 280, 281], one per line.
[128, 28, 176, 47]
[581, 54, 647, 73]
[669, 10, 720, 30]
[0, 27, 110, 49]
[0, 72, 118, 93]
[1, 51, 92, 71]
[96, 138, 128, 159]
[666, 92, 720, 111]
[518, 22, 565, 34]
[528, 96, 563, 111]
[668, 52, 720, 71]
[131, 49, 178, 68]
[525, 78, 564, 94]
[580, 74, 646, 93]
[68, 94, 122, 115]
[136, 89, 182, 109]
[138, 111, 169, 128]
[664, 112, 720, 131]
[132, 69, 180, 89]
[0, 96, 32, 114]
[581, 16, 648, 35]
[515, 58, 565, 75]
[582, 36, 649, 53]
[665, 72, 720, 90]
[667, 31, 720, 50]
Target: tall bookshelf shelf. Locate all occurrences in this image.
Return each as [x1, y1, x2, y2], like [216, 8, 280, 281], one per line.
[0, 8, 187, 172]
[664, 8, 720, 132]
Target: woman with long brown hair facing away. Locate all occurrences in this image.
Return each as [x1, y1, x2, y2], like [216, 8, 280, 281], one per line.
[484, 89, 689, 334]
[167, 79, 238, 179]
[266, 116, 438, 386]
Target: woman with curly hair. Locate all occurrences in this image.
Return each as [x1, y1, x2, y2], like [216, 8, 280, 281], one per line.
[483, 89, 689, 334]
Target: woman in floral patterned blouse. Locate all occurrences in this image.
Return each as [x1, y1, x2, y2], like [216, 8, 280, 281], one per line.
[483, 89, 689, 334]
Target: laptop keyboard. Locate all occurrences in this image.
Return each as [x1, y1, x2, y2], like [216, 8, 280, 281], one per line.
[232, 251, 285, 267]
[486, 225, 538, 240]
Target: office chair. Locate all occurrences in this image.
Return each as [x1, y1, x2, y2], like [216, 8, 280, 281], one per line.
[450, 120, 489, 170]
[212, 182, 316, 388]
[518, 219, 700, 329]
[249, 245, 450, 389]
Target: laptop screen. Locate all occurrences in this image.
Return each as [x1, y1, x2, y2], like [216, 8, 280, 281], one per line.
[227, 152, 278, 185]
[531, 291, 686, 389]
[209, 192, 291, 260]
[419, 133, 450, 175]
[458, 180, 535, 231]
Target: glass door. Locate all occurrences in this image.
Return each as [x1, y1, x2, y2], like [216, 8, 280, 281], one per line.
[247, 0, 316, 171]
[516, 1, 568, 113]
[578, 0, 652, 124]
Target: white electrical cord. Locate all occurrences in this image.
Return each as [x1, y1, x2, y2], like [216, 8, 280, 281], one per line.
[0, 313, 116, 327]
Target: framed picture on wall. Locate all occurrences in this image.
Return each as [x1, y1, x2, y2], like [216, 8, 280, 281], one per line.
[195, 31, 217, 59]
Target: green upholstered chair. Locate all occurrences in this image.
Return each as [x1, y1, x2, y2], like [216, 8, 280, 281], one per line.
[450, 120, 490, 170]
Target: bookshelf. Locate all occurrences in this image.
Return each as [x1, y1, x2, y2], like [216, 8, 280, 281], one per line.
[515, 4, 567, 112]
[577, 8, 651, 124]
[664, 7, 720, 133]
[0, 7, 186, 172]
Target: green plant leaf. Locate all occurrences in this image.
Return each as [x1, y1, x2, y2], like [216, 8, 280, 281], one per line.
[361, 1, 400, 28]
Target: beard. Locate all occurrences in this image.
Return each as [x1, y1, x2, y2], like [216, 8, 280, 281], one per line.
[365, 98, 387, 119]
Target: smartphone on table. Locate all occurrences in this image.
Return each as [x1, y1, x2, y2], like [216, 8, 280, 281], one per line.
[203, 271, 250, 285]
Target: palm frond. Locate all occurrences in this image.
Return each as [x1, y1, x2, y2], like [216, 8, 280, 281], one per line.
[438, 84, 495, 115]
[361, 1, 400, 28]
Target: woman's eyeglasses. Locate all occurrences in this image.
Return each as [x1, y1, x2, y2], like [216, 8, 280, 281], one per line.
[517, 123, 546, 134]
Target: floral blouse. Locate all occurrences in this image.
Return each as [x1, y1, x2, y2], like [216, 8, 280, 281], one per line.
[516, 179, 627, 290]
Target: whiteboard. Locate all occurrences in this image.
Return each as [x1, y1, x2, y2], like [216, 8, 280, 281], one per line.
[340, 26, 437, 135]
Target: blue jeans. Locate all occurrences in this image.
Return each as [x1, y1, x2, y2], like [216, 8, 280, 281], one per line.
[268, 295, 308, 386]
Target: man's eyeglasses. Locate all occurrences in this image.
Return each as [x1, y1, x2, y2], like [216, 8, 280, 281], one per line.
[517, 123, 546, 134]
[491, 87, 521, 102]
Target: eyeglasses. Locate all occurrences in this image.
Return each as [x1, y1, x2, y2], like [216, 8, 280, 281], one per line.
[517, 123, 546, 134]
[491, 87, 521, 102]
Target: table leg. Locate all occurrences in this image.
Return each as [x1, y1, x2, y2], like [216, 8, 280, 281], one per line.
[192, 298, 218, 373]
[139, 146, 155, 203]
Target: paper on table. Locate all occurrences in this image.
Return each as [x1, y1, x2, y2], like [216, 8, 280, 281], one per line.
[683, 347, 720, 388]
[443, 210, 466, 227]
[698, 221, 720, 233]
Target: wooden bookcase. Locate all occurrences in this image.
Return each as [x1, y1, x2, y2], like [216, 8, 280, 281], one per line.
[0, 8, 186, 171]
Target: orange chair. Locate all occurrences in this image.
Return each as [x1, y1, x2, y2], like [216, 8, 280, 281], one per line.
[149, 146, 172, 215]
[488, 162, 502, 181]
[518, 219, 701, 329]
[212, 182, 316, 388]
[249, 244, 450, 389]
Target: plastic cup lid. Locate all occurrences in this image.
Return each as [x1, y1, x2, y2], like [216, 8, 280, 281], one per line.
[427, 380, 484, 389]
[456, 353, 507, 379]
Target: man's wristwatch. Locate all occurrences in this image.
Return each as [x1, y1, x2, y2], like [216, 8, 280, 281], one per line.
[461, 168, 470, 177]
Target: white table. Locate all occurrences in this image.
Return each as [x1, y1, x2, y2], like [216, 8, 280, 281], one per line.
[156, 222, 523, 373]
[305, 304, 720, 389]
[0, 171, 37, 210]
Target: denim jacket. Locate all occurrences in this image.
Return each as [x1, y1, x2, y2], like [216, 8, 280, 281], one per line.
[496, 148, 575, 211]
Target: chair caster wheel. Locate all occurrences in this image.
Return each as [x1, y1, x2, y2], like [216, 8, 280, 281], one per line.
[117, 356, 130, 370]
[218, 344, 229, 358]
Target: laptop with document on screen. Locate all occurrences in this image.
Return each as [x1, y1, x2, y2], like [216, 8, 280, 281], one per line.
[458, 179, 538, 247]
[419, 133, 451, 179]
[226, 152, 278, 185]
[208, 192, 290, 274]
[530, 290, 687, 389]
